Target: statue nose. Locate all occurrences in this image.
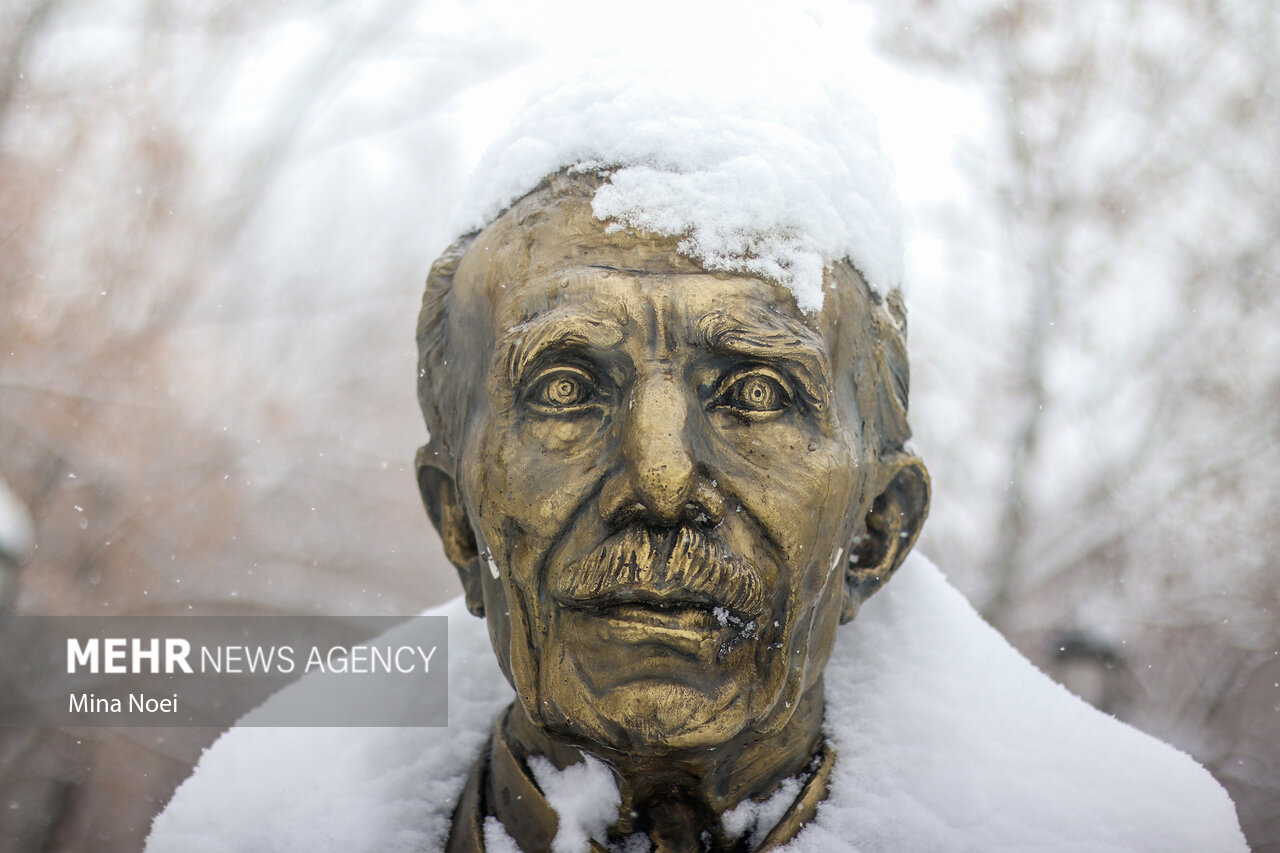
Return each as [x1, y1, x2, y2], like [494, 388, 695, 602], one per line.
[601, 373, 723, 529]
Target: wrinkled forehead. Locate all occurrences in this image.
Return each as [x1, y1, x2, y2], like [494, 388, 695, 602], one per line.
[448, 181, 872, 354]
[454, 185, 713, 325]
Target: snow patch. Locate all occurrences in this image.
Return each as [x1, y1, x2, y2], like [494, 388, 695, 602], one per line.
[721, 773, 803, 848]
[482, 817, 522, 853]
[0, 478, 34, 562]
[527, 753, 621, 853]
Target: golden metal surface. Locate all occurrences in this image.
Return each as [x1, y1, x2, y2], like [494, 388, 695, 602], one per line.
[417, 171, 929, 850]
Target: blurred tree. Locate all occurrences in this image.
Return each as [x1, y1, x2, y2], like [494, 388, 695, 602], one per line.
[871, 1, 1279, 847]
[0, 2, 452, 848]
[0, 3, 246, 848]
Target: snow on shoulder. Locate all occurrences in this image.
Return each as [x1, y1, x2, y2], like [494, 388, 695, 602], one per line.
[451, 63, 904, 313]
[145, 554, 1246, 853]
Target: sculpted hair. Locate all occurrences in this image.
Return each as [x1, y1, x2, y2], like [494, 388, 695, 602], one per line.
[415, 174, 913, 465]
[850, 280, 913, 461]
[417, 229, 478, 465]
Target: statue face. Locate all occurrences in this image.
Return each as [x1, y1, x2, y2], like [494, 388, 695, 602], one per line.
[422, 182, 925, 755]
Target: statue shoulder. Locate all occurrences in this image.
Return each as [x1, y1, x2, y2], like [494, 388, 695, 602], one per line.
[808, 554, 1247, 851]
[145, 598, 509, 853]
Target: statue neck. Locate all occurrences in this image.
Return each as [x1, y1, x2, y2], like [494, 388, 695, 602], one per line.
[500, 678, 827, 852]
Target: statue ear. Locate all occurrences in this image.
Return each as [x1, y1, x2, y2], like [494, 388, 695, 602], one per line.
[415, 444, 484, 617]
[841, 453, 931, 623]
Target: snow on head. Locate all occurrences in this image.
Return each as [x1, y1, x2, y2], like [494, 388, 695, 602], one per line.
[451, 61, 904, 313]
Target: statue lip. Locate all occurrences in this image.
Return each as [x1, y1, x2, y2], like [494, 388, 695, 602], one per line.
[561, 591, 752, 657]
[577, 601, 726, 657]
[560, 587, 726, 616]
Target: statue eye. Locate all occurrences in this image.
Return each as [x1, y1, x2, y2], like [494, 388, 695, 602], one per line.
[715, 368, 792, 415]
[528, 366, 596, 411]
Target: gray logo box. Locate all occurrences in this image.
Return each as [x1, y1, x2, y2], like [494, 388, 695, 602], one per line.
[0, 614, 448, 726]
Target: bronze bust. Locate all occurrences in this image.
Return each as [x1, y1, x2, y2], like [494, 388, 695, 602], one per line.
[142, 87, 1247, 853]
[415, 169, 930, 852]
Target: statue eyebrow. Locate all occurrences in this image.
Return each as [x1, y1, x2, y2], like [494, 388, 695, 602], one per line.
[696, 311, 831, 411]
[501, 311, 625, 389]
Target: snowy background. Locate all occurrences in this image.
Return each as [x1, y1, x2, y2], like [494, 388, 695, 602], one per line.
[0, 0, 1276, 850]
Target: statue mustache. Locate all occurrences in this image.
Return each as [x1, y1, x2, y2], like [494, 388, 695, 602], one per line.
[553, 525, 764, 620]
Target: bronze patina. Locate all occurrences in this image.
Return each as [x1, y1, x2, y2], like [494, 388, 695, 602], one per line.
[416, 170, 929, 852]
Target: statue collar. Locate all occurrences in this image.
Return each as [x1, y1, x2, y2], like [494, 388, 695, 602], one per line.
[447, 707, 835, 853]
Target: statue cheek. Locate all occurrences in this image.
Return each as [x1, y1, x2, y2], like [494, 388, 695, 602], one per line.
[518, 414, 608, 456]
[487, 417, 611, 529]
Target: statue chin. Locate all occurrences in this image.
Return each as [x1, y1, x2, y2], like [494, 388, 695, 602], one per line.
[507, 597, 813, 756]
[532, 677, 754, 755]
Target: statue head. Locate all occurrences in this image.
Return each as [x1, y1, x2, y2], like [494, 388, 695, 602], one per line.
[415, 168, 928, 758]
